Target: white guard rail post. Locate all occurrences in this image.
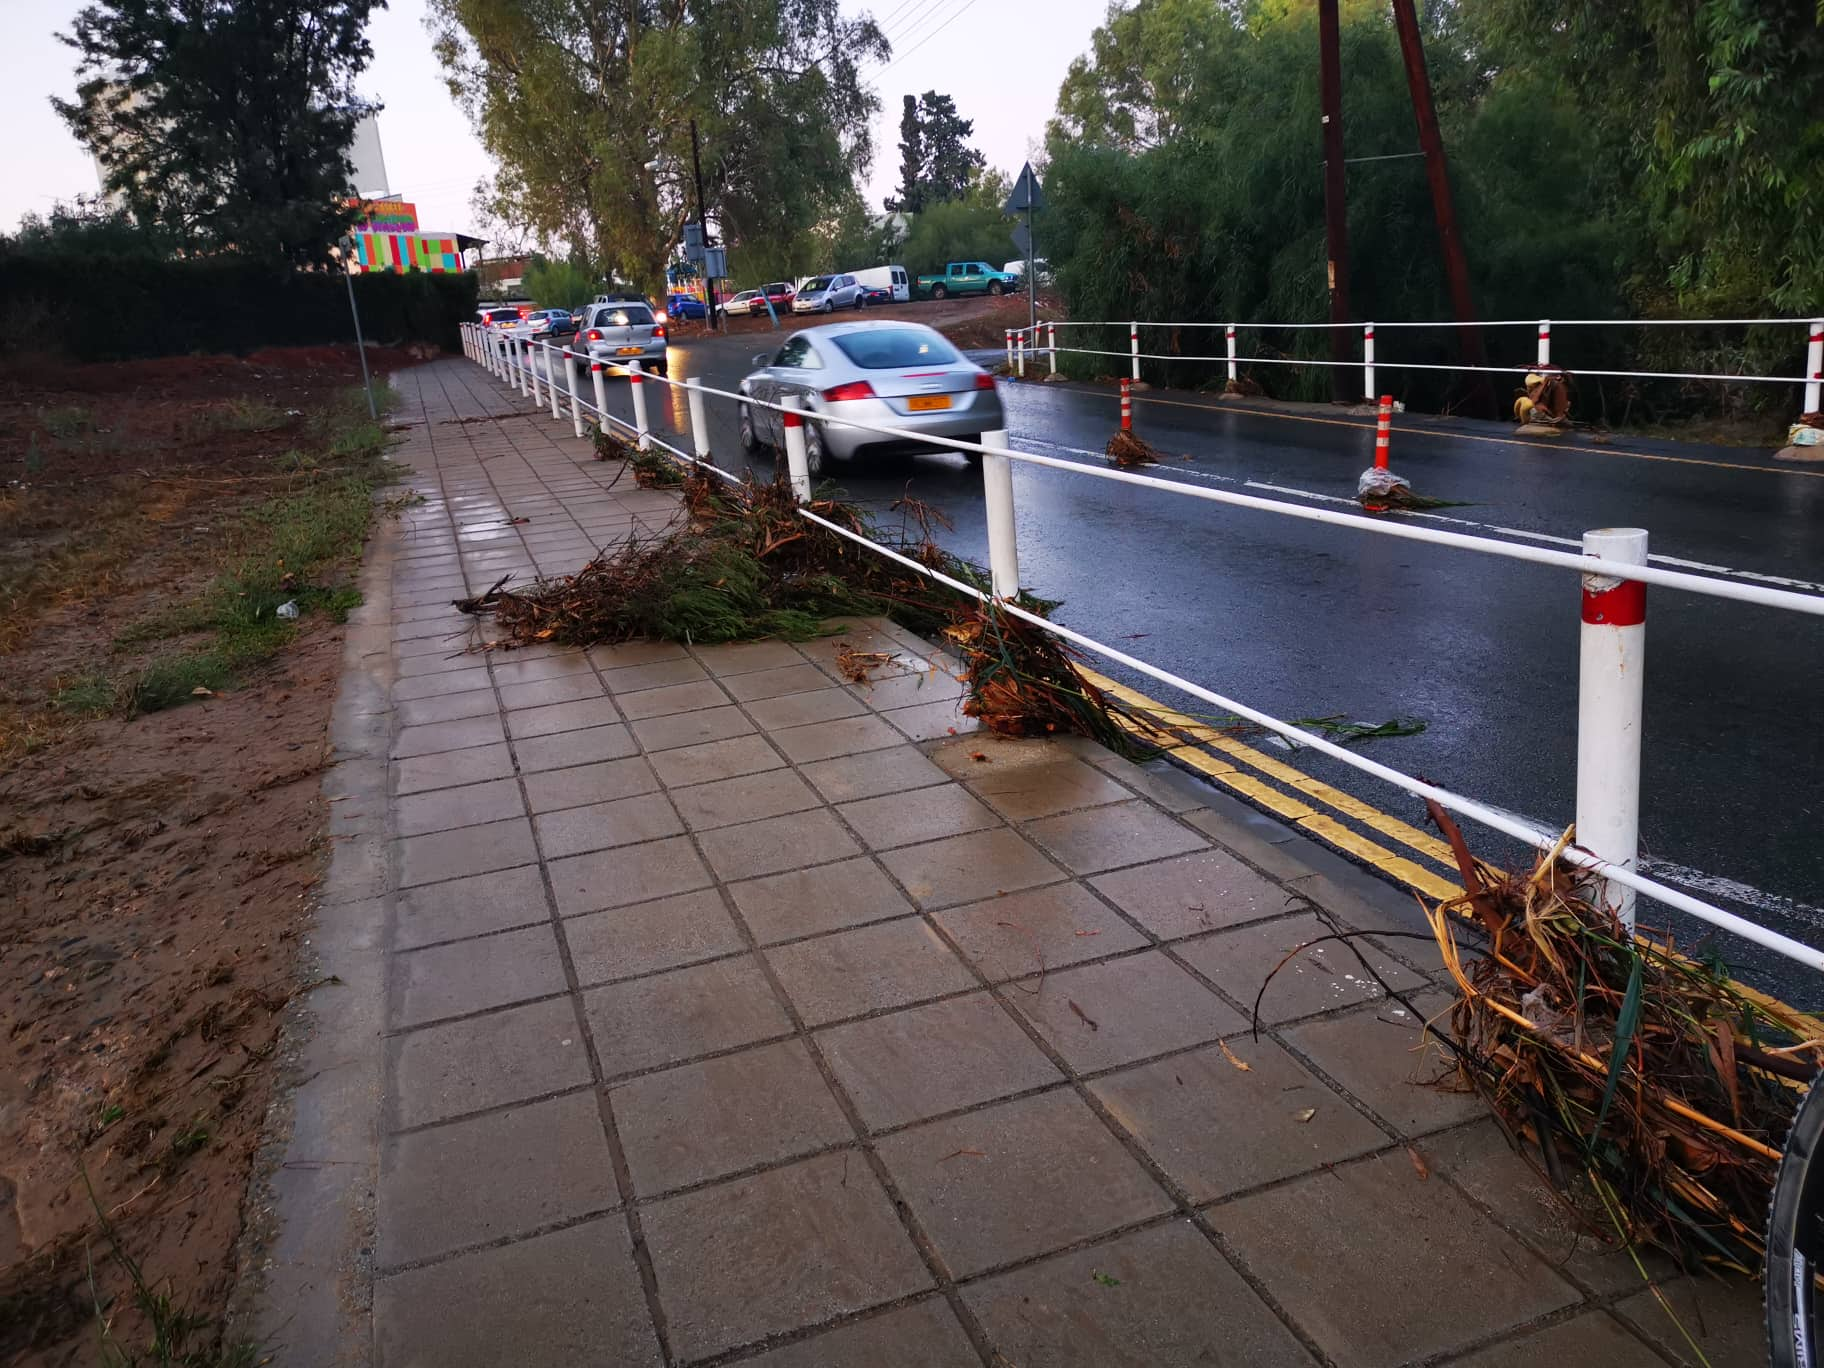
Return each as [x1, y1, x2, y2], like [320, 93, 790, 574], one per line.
[686, 378, 711, 462]
[1363, 323, 1375, 399]
[528, 341, 543, 407]
[1576, 528, 1648, 928]
[564, 347, 584, 438]
[1807, 319, 1822, 416]
[1537, 319, 1551, 368]
[487, 330, 498, 377]
[1005, 330, 1013, 371]
[591, 359, 608, 427]
[1016, 331, 1025, 378]
[781, 396, 811, 502]
[628, 361, 650, 449]
[1129, 321, 1141, 383]
[517, 338, 531, 397]
[1048, 323, 1058, 377]
[1226, 325, 1237, 383]
[981, 427, 1020, 597]
[546, 344, 562, 420]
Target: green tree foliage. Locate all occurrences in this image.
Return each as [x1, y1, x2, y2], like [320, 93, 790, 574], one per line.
[428, 0, 887, 295]
[885, 91, 986, 213]
[54, 0, 379, 264]
[900, 170, 1015, 279]
[522, 255, 597, 309]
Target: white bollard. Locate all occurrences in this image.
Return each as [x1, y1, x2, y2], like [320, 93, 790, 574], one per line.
[628, 360, 650, 450]
[1537, 319, 1552, 369]
[564, 348, 583, 438]
[1016, 331, 1025, 378]
[1005, 330, 1013, 371]
[1363, 323, 1376, 400]
[686, 377, 711, 463]
[1048, 322, 1058, 377]
[591, 361, 608, 430]
[517, 338, 531, 397]
[1575, 527, 1648, 929]
[528, 341, 543, 406]
[980, 428, 1020, 599]
[1806, 318, 1823, 417]
[781, 395, 811, 503]
[486, 330, 497, 375]
[1226, 324, 1237, 384]
[546, 345, 562, 419]
[1129, 321, 1140, 383]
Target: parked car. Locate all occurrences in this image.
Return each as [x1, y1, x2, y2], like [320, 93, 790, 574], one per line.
[791, 273, 864, 313]
[1001, 258, 1053, 285]
[756, 281, 796, 314]
[519, 308, 576, 340]
[860, 285, 895, 306]
[667, 293, 708, 321]
[577, 299, 669, 376]
[915, 261, 1020, 300]
[737, 321, 1001, 476]
[721, 289, 762, 318]
[851, 264, 911, 303]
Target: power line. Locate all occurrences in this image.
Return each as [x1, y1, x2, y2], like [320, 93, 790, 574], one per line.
[873, 0, 927, 40]
[880, 0, 978, 73]
[875, 0, 948, 60]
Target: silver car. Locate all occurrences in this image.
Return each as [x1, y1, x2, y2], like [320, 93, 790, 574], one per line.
[738, 321, 1003, 476]
[791, 273, 864, 314]
[577, 299, 670, 376]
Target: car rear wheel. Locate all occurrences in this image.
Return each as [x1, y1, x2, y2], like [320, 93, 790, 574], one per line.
[932, 284, 948, 301]
[803, 422, 827, 478]
[739, 404, 763, 455]
[989, 282, 1004, 297]
[855, 293, 865, 310]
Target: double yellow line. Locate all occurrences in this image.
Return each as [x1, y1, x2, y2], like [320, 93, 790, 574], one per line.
[1078, 666, 1464, 902]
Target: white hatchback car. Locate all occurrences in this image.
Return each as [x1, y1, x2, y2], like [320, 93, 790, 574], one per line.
[791, 273, 864, 313]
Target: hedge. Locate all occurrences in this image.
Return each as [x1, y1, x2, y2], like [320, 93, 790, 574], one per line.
[0, 253, 478, 361]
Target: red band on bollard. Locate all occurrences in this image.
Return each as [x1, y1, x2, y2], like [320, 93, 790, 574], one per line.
[1582, 579, 1646, 626]
[782, 408, 802, 428]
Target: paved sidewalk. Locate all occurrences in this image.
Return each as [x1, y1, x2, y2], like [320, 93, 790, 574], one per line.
[296, 359, 1760, 1367]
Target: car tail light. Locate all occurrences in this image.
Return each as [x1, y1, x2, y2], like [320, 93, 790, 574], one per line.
[517, 306, 529, 318]
[974, 372, 996, 390]
[652, 324, 666, 340]
[821, 380, 876, 402]
[585, 329, 602, 342]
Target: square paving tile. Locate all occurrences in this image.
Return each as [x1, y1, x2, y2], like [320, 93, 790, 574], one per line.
[583, 954, 793, 1077]
[513, 723, 638, 772]
[884, 697, 978, 743]
[1091, 849, 1291, 939]
[548, 836, 712, 916]
[394, 817, 537, 889]
[1177, 912, 1426, 1024]
[394, 777, 526, 838]
[877, 1089, 1171, 1278]
[743, 687, 871, 730]
[722, 662, 831, 701]
[587, 639, 688, 670]
[771, 713, 905, 764]
[1282, 997, 1483, 1136]
[643, 1150, 930, 1361]
[1446, 1315, 1667, 1368]
[615, 679, 731, 720]
[389, 924, 567, 1029]
[611, 1039, 851, 1195]
[879, 828, 1063, 909]
[388, 995, 590, 1131]
[846, 668, 966, 712]
[533, 792, 683, 858]
[497, 673, 602, 712]
[1613, 1274, 1765, 1368]
[396, 689, 499, 727]
[485, 651, 595, 685]
[1212, 1154, 1578, 1367]
[521, 756, 659, 814]
[838, 784, 999, 850]
[697, 808, 860, 881]
[800, 746, 949, 804]
[766, 918, 977, 1027]
[393, 713, 506, 760]
[691, 639, 806, 676]
[646, 732, 784, 787]
[1090, 1037, 1385, 1202]
[728, 858, 916, 944]
[600, 655, 709, 693]
[377, 1091, 617, 1266]
[394, 742, 516, 796]
[395, 665, 493, 702]
[631, 704, 755, 752]
[564, 889, 745, 983]
[965, 756, 1134, 821]
[1023, 800, 1205, 875]
[671, 768, 822, 831]
[817, 992, 1062, 1131]
[508, 696, 624, 739]
[738, 1300, 977, 1368]
[373, 1216, 660, 1368]
[1007, 951, 1246, 1073]
[933, 883, 1149, 983]
[393, 865, 549, 951]
[963, 1220, 1313, 1368]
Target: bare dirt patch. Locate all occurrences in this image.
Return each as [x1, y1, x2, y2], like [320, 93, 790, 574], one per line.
[0, 344, 413, 1365]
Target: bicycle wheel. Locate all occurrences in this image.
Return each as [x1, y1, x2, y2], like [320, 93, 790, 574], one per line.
[1767, 1080, 1824, 1368]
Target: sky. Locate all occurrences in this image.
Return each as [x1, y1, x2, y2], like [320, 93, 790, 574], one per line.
[0, 0, 1108, 240]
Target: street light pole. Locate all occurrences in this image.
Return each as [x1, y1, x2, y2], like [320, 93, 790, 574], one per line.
[339, 238, 378, 420]
[689, 118, 719, 332]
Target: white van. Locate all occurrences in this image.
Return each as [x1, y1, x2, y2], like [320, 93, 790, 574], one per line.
[850, 264, 910, 303]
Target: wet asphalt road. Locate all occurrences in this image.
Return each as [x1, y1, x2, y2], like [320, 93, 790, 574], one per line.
[579, 330, 1824, 999]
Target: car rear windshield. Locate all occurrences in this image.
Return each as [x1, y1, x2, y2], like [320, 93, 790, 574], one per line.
[830, 329, 962, 370]
[600, 305, 654, 325]
[485, 309, 518, 322]
[802, 276, 833, 291]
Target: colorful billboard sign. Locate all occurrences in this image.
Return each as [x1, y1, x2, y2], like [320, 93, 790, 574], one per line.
[348, 198, 419, 233]
[351, 232, 464, 273]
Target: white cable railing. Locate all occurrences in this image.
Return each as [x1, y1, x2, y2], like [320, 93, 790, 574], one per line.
[460, 321, 1824, 973]
[996, 315, 1824, 417]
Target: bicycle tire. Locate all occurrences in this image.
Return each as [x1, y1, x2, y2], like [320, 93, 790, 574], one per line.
[1767, 1081, 1824, 1368]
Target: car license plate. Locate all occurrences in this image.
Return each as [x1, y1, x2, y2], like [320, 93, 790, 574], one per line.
[616, 345, 643, 355]
[907, 394, 951, 412]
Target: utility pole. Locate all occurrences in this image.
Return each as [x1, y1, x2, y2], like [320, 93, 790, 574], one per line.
[689, 117, 719, 332]
[1389, 0, 1493, 416]
[1317, 0, 1353, 403]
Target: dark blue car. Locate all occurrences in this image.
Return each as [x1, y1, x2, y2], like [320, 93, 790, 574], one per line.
[666, 293, 708, 320]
